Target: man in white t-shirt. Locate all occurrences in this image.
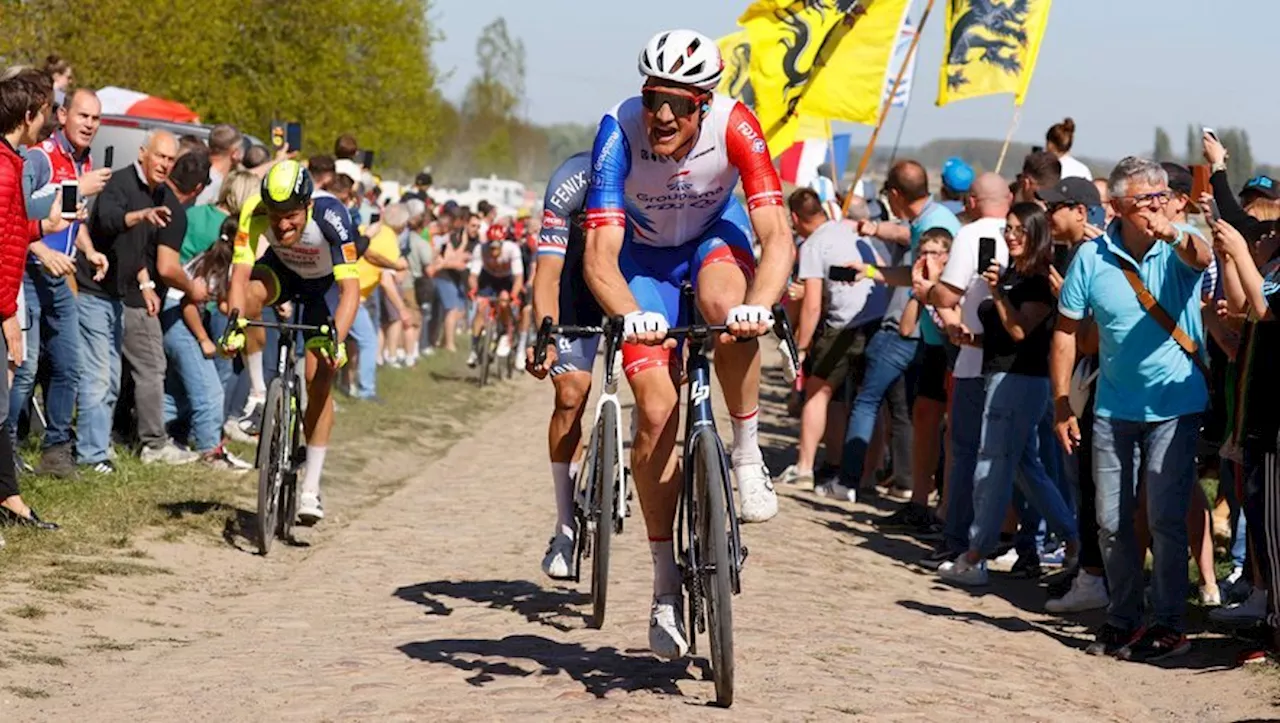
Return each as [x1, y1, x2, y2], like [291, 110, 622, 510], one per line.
[911, 172, 1011, 565]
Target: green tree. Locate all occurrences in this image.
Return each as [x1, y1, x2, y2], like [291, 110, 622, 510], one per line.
[459, 17, 526, 178]
[1186, 124, 1199, 165]
[1220, 128, 1256, 192]
[1153, 127, 1173, 163]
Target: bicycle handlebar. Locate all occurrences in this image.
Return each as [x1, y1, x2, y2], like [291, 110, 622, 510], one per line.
[219, 309, 336, 348]
[532, 316, 614, 367]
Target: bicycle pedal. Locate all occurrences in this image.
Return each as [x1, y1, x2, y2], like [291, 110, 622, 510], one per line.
[740, 545, 749, 563]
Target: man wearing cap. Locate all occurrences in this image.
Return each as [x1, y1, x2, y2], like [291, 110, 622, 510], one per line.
[940, 157, 974, 218]
[1038, 175, 1110, 613]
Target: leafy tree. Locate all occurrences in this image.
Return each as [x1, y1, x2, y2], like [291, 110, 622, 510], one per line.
[1153, 127, 1173, 163]
[1219, 128, 1256, 192]
[1186, 124, 1199, 165]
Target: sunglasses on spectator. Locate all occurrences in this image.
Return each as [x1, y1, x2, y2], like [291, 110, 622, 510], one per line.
[641, 87, 706, 117]
[1121, 191, 1171, 209]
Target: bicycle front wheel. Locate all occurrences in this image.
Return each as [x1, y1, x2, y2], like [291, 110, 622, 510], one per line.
[478, 324, 493, 388]
[256, 379, 287, 555]
[694, 437, 734, 707]
[589, 403, 618, 630]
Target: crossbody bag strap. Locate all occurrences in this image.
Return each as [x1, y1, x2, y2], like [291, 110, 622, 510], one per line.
[1117, 260, 1212, 385]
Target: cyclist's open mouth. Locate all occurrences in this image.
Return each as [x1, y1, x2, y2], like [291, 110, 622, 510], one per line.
[652, 125, 678, 145]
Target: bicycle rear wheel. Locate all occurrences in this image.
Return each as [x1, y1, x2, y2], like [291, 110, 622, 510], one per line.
[694, 437, 734, 707]
[589, 403, 618, 630]
[256, 379, 287, 555]
[478, 323, 493, 388]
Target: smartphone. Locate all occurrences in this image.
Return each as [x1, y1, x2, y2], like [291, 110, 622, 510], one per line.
[1087, 205, 1106, 229]
[1203, 126, 1219, 143]
[103, 146, 114, 169]
[1031, 145, 1044, 154]
[1205, 197, 1222, 224]
[60, 180, 79, 220]
[978, 236, 997, 277]
[1191, 164, 1211, 202]
[285, 122, 303, 153]
[828, 265, 859, 282]
[1053, 244, 1071, 275]
[360, 150, 374, 169]
[269, 120, 286, 151]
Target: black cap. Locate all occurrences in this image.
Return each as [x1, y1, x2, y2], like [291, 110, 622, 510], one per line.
[1036, 177, 1101, 207]
[1161, 162, 1193, 196]
[1241, 175, 1280, 200]
[415, 171, 433, 187]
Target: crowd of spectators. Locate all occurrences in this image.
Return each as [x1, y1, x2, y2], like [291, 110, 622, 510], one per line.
[780, 115, 1280, 664]
[0, 58, 540, 547]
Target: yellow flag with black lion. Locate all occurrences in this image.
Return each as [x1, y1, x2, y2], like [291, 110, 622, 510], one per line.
[937, 0, 1053, 107]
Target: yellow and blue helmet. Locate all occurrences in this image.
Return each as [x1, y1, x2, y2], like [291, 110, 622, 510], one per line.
[261, 160, 314, 213]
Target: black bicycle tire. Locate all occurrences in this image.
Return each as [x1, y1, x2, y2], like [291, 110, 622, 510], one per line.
[696, 438, 735, 708]
[256, 379, 286, 555]
[277, 389, 302, 542]
[478, 323, 493, 388]
[590, 403, 618, 630]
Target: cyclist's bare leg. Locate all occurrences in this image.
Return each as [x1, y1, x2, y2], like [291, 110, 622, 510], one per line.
[442, 308, 461, 352]
[695, 262, 763, 466]
[629, 365, 683, 596]
[497, 292, 514, 343]
[299, 348, 337, 510]
[549, 371, 592, 538]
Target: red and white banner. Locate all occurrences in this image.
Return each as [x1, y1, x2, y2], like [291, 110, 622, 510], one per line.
[776, 137, 828, 188]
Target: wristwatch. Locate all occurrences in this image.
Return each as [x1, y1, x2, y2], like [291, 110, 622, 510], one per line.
[1211, 160, 1227, 174]
[139, 281, 157, 291]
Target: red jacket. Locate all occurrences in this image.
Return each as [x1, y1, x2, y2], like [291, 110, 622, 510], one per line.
[0, 139, 41, 318]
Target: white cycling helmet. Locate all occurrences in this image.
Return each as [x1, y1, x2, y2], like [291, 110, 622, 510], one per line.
[638, 29, 723, 91]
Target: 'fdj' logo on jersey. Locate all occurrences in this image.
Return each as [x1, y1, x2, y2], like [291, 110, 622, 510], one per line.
[666, 170, 693, 193]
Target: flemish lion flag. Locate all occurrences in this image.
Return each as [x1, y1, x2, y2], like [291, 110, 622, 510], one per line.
[739, 0, 855, 157]
[937, 0, 1053, 107]
[716, 31, 756, 108]
[797, 0, 912, 127]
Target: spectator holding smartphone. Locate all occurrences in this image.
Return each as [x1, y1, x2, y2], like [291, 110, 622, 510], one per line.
[1052, 157, 1212, 662]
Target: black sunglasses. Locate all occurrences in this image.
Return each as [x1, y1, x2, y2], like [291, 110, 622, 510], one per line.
[641, 88, 705, 117]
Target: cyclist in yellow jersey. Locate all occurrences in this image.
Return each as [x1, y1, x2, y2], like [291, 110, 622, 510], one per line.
[223, 161, 364, 524]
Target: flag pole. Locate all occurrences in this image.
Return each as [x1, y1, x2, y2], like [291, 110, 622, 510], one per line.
[844, 0, 935, 216]
[994, 103, 1023, 175]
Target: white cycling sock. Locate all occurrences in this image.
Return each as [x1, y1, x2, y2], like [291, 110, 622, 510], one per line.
[729, 407, 762, 467]
[552, 462, 576, 540]
[650, 538, 681, 597]
[244, 351, 266, 407]
[302, 446, 327, 499]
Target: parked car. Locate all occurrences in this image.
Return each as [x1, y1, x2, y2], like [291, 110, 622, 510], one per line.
[89, 115, 264, 171]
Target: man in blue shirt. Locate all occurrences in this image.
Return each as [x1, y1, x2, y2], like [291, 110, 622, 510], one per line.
[1052, 156, 1212, 662]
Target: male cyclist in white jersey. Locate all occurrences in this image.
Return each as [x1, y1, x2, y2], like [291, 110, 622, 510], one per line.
[467, 224, 524, 365]
[223, 161, 362, 524]
[583, 28, 795, 659]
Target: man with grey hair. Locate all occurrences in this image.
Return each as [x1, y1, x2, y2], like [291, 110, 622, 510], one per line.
[196, 124, 243, 205]
[776, 188, 888, 490]
[1052, 156, 1212, 662]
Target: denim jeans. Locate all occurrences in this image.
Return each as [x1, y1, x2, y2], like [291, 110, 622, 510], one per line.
[969, 373, 1078, 557]
[839, 331, 918, 486]
[76, 293, 123, 464]
[160, 298, 224, 452]
[1094, 413, 1201, 631]
[348, 303, 378, 398]
[943, 377, 986, 554]
[8, 274, 39, 448]
[1017, 401, 1077, 555]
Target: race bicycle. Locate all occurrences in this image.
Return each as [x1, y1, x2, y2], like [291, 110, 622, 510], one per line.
[221, 306, 336, 555]
[474, 297, 516, 387]
[661, 283, 799, 708]
[533, 315, 629, 629]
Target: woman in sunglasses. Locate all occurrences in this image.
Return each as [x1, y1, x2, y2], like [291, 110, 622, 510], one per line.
[581, 28, 794, 660]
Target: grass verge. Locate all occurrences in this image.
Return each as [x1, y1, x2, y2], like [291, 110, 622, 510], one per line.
[1, 349, 506, 587]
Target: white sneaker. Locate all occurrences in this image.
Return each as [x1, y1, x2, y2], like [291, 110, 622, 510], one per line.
[814, 480, 857, 503]
[497, 336, 512, 358]
[736, 463, 778, 523]
[1046, 570, 1109, 613]
[140, 442, 200, 466]
[541, 534, 575, 581]
[1210, 586, 1268, 625]
[938, 555, 989, 586]
[223, 418, 255, 444]
[775, 464, 815, 491]
[466, 350, 478, 367]
[649, 594, 690, 660]
[297, 494, 324, 525]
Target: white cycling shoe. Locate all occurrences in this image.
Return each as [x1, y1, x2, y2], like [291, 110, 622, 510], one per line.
[297, 493, 324, 526]
[736, 463, 778, 523]
[541, 534, 576, 581]
[649, 594, 690, 660]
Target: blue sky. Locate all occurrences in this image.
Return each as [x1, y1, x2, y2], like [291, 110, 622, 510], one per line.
[432, 0, 1280, 163]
